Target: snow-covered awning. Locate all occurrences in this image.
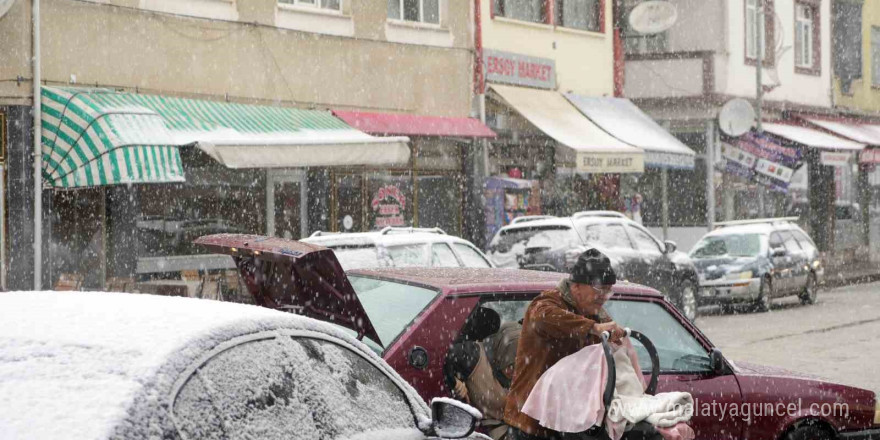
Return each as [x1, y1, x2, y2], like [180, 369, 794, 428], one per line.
[564, 94, 696, 170]
[799, 117, 880, 146]
[41, 87, 410, 188]
[489, 85, 644, 174]
[762, 122, 865, 151]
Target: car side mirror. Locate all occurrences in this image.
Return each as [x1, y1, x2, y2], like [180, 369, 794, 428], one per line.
[425, 398, 481, 439]
[710, 348, 726, 375]
[664, 240, 677, 254]
[771, 247, 787, 258]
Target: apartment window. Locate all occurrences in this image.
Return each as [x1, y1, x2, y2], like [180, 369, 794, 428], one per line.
[388, 0, 440, 24]
[493, 0, 548, 24]
[794, 1, 820, 75]
[745, 0, 774, 66]
[872, 27, 880, 87]
[279, 0, 341, 10]
[556, 0, 601, 32]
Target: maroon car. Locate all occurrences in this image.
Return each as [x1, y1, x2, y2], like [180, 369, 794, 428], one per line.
[196, 234, 880, 440]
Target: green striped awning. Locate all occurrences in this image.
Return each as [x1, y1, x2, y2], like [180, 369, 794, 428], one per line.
[41, 87, 410, 188]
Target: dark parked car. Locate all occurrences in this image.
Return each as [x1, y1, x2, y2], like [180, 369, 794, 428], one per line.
[0, 291, 483, 440]
[485, 211, 700, 320]
[689, 217, 824, 312]
[197, 234, 879, 440]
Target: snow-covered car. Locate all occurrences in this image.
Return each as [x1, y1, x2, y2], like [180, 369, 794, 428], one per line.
[689, 217, 824, 312]
[302, 227, 494, 270]
[0, 291, 483, 440]
[485, 212, 700, 321]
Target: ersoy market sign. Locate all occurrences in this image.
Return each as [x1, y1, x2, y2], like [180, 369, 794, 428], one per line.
[820, 151, 851, 167]
[371, 185, 406, 228]
[576, 152, 645, 174]
[484, 49, 556, 90]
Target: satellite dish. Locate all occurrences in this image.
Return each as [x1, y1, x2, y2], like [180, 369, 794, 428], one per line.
[718, 98, 756, 137]
[628, 1, 678, 35]
[0, 0, 14, 20]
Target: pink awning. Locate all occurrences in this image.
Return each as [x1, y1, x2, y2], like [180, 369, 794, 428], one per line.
[333, 110, 496, 138]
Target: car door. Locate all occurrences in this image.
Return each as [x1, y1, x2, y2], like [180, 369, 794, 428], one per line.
[779, 230, 807, 292]
[767, 231, 794, 294]
[170, 331, 428, 440]
[625, 224, 677, 294]
[605, 299, 745, 440]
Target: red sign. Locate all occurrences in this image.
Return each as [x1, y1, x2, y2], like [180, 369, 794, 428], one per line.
[371, 185, 407, 228]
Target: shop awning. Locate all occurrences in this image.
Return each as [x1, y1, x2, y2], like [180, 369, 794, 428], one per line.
[762, 122, 866, 151]
[563, 94, 696, 170]
[332, 110, 496, 138]
[41, 87, 410, 188]
[800, 117, 880, 145]
[485, 176, 534, 190]
[489, 85, 644, 173]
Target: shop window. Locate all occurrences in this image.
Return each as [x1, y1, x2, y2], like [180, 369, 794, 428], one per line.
[493, 0, 548, 24]
[417, 175, 462, 236]
[794, 1, 820, 75]
[555, 0, 601, 32]
[278, 0, 340, 10]
[50, 189, 105, 290]
[388, 0, 440, 24]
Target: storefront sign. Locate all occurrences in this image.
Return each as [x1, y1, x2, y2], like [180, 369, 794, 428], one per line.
[721, 143, 757, 169]
[576, 152, 645, 173]
[820, 151, 851, 167]
[484, 49, 556, 90]
[754, 159, 794, 183]
[734, 132, 801, 167]
[371, 184, 407, 228]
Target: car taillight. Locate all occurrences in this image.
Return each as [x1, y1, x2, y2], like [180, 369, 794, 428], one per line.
[874, 397, 880, 425]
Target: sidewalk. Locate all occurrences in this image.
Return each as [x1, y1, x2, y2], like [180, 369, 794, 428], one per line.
[822, 248, 880, 287]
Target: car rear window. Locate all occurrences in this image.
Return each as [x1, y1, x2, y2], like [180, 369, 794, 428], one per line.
[348, 276, 440, 351]
[690, 233, 763, 258]
[489, 225, 578, 254]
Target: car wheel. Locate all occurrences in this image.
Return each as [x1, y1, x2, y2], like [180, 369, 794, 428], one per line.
[674, 279, 698, 322]
[752, 276, 771, 313]
[799, 272, 818, 305]
[785, 423, 834, 440]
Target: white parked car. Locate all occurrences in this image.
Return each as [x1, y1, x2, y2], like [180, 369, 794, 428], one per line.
[0, 291, 483, 440]
[302, 227, 494, 270]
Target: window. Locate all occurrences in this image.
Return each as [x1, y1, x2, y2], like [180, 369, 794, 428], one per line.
[780, 231, 802, 252]
[556, 0, 601, 32]
[745, 0, 774, 65]
[453, 243, 492, 268]
[872, 27, 880, 87]
[431, 243, 460, 267]
[582, 223, 636, 251]
[386, 244, 429, 267]
[795, 4, 813, 68]
[388, 0, 440, 24]
[791, 229, 817, 253]
[833, 1, 862, 93]
[279, 0, 341, 10]
[626, 225, 663, 255]
[493, 0, 547, 24]
[769, 232, 784, 249]
[348, 276, 440, 350]
[173, 336, 418, 439]
[794, 1, 820, 75]
[488, 225, 580, 254]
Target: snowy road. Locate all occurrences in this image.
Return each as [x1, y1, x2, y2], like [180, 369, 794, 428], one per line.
[697, 281, 880, 394]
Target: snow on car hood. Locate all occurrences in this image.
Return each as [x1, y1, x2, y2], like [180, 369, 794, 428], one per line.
[728, 359, 831, 383]
[0, 291, 426, 440]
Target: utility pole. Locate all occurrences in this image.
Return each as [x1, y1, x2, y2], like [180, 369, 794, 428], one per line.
[755, 0, 765, 217]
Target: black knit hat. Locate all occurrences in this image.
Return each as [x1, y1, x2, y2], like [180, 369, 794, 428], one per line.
[570, 248, 616, 285]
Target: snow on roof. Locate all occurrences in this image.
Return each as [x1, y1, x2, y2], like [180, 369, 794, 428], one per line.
[0, 291, 418, 440]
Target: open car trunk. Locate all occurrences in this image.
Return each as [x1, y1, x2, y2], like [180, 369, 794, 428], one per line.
[194, 234, 382, 346]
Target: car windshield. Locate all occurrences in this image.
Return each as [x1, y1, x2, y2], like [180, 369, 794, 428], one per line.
[347, 276, 440, 354]
[489, 226, 578, 254]
[690, 233, 763, 258]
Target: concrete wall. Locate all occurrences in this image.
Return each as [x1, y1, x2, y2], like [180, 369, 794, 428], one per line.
[834, 1, 880, 112]
[722, 0, 832, 107]
[480, 0, 614, 96]
[664, 0, 727, 53]
[0, 0, 475, 117]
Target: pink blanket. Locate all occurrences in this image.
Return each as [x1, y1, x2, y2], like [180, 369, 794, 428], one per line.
[521, 338, 694, 440]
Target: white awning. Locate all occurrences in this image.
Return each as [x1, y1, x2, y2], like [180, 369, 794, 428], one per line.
[490, 85, 644, 173]
[802, 118, 880, 146]
[564, 94, 696, 170]
[762, 122, 865, 151]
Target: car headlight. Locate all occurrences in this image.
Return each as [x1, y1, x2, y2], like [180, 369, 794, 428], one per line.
[726, 270, 753, 280]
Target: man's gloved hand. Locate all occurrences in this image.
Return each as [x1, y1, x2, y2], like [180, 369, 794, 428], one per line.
[453, 378, 470, 404]
[592, 321, 626, 343]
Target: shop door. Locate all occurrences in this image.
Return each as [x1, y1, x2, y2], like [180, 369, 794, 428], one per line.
[267, 170, 307, 239]
[335, 173, 364, 232]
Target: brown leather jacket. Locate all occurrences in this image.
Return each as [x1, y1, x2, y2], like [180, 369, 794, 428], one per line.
[502, 285, 611, 438]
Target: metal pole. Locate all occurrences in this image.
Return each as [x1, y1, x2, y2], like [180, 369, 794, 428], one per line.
[755, 0, 764, 133]
[33, 0, 42, 290]
[706, 121, 716, 230]
[661, 167, 669, 240]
